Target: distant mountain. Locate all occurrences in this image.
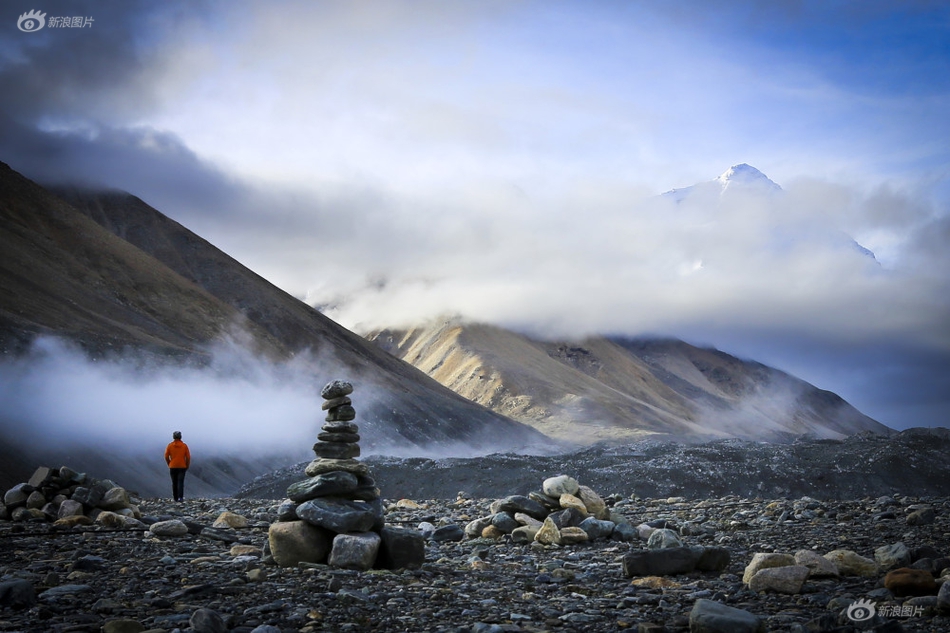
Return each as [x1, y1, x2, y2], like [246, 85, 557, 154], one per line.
[714, 163, 783, 193]
[662, 163, 877, 262]
[366, 319, 891, 443]
[0, 161, 548, 492]
[663, 163, 782, 202]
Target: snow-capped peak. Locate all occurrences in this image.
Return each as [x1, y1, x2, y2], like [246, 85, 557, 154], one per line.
[715, 163, 782, 192]
[662, 163, 783, 201]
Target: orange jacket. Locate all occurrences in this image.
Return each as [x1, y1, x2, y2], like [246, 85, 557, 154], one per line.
[164, 440, 191, 469]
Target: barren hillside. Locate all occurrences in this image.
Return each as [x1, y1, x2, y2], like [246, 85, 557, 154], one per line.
[367, 319, 889, 443]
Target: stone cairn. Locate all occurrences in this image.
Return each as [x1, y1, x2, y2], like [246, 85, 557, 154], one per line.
[267, 380, 425, 570]
[1, 466, 142, 528]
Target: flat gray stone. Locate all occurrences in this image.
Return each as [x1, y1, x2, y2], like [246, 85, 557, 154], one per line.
[296, 498, 377, 533]
[622, 547, 700, 576]
[286, 471, 359, 503]
[689, 599, 763, 633]
[321, 380, 353, 399]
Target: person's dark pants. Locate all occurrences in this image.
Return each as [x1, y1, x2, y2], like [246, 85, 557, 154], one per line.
[169, 468, 187, 501]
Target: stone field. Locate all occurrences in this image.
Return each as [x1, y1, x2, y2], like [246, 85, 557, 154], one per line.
[1, 489, 949, 632]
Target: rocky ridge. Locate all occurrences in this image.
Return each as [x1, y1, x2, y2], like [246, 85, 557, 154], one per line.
[238, 428, 950, 502]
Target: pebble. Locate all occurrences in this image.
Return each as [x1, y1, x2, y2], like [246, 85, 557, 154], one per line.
[1, 493, 948, 632]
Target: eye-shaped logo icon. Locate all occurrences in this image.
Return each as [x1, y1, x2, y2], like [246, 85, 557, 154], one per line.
[846, 598, 876, 622]
[17, 9, 47, 32]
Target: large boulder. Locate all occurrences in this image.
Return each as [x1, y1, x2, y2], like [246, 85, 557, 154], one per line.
[377, 526, 426, 570]
[267, 521, 332, 567]
[328, 532, 381, 571]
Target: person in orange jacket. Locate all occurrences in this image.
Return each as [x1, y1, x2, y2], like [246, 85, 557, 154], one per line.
[164, 431, 191, 502]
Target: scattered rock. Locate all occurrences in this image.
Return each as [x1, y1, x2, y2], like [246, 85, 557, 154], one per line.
[689, 599, 764, 633]
[794, 549, 839, 577]
[743, 552, 796, 583]
[907, 506, 936, 525]
[190, 607, 227, 633]
[0, 579, 36, 609]
[875, 541, 912, 570]
[748, 565, 810, 594]
[824, 549, 879, 577]
[101, 620, 145, 633]
[884, 568, 938, 596]
[938, 580, 950, 615]
[542, 475, 579, 497]
[4, 444, 950, 633]
[623, 546, 701, 576]
[212, 510, 248, 529]
[646, 527, 682, 549]
[149, 519, 189, 537]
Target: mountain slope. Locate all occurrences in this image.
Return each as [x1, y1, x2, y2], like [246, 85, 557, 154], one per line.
[367, 319, 891, 443]
[0, 164, 265, 358]
[0, 162, 550, 492]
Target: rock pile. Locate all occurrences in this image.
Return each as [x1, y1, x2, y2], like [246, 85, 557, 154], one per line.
[462, 473, 735, 579]
[463, 473, 639, 545]
[267, 380, 425, 571]
[1, 465, 142, 528]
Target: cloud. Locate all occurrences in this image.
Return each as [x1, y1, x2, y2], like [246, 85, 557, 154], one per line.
[0, 335, 323, 457]
[1, 0, 948, 432]
[309, 180, 949, 349]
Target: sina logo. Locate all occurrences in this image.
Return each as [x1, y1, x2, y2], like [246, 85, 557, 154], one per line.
[17, 9, 46, 32]
[845, 598, 876, 621]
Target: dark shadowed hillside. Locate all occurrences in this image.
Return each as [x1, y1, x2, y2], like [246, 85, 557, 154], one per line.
[0, 162, 550, 491]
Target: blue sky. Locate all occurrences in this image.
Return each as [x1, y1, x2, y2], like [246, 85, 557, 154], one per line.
[2, 0, 949, 431]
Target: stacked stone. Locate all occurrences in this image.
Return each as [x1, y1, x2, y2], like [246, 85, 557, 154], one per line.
[268, 380, 424, 571]
[0, 466, 142, 528]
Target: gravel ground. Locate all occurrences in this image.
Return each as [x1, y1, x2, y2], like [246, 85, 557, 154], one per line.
[2, 428, 948, 632]
[1, 492, 948, 632]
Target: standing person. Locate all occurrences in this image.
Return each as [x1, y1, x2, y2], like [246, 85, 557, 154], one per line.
[164, 431, 191, 502]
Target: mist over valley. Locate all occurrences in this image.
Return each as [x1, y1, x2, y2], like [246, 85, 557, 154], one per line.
[0, 160, 937, 500]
